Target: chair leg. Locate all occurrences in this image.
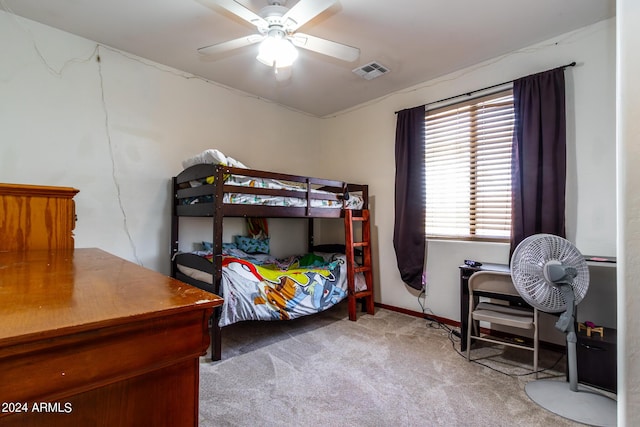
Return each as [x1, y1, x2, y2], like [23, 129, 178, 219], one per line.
[466, 296, 474, 361]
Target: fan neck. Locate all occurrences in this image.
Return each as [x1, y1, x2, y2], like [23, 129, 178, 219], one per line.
[555, 284, 576, 333]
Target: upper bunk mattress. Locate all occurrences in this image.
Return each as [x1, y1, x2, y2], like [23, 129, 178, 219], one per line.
[175, 149, 368, 214]
[186, 173, 364, 209]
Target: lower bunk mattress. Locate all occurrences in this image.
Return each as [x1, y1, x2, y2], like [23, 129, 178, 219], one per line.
[175, 250, 367, 327]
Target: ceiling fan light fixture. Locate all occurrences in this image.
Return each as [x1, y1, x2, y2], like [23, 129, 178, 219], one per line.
[256, 33, 298, 68]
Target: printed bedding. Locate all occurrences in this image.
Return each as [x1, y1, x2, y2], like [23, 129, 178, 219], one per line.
[180, 148, 365, 210]
[225, 175, 364, 209]
[176, 250, 366, 327]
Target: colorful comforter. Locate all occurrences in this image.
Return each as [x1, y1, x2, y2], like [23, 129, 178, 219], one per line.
[218, 252, 354, 327]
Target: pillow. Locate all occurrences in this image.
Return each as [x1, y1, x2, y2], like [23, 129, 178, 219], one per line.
[182, 148, 228, 169]
[202, 241, 238, 252]
[234, 235, 270, 254]
[226, 156, 248, 169]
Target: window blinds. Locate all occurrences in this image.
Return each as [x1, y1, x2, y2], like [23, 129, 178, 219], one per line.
[425, 90, 514, 240]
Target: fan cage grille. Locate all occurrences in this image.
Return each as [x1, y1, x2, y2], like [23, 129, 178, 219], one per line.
[510, 234, 589, 313]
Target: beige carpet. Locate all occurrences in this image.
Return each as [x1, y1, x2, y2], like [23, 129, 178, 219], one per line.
[198, 303, 588, 426]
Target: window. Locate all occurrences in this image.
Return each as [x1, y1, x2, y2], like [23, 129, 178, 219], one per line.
[425, 89, 514, 241]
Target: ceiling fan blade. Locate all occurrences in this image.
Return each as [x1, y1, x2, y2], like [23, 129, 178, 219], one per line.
[198, 34, 264, 56]
[207, 0, 267, 28]
[290, 33, 360, 62]
[281, 0, 336, 31]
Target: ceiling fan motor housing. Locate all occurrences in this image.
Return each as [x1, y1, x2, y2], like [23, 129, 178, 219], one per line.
[258, 5, 292, 33]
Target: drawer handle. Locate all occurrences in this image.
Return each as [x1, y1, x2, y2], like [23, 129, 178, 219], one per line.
[579, 343, 606, 351]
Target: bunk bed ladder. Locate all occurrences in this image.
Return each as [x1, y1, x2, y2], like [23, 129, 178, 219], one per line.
[344, 209, 375, 321]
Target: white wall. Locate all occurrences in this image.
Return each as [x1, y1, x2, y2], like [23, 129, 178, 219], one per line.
[617, 0, 639, 423]
[0, 11, 322, 272]
[319, 19, 617, 330]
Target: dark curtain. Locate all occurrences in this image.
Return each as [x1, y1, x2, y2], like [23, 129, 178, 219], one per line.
[393, 105, 426, 290]
[510, 67, 567, 253]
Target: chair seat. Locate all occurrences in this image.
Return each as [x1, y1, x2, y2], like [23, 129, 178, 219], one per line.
[472, 304, 535, 329]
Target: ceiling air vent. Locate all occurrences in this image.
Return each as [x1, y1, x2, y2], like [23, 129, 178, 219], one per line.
[353, 61, 390, 80]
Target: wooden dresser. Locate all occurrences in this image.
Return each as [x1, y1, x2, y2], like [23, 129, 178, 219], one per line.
[0, 183, 79, 252]
[0, 248, 223, 426]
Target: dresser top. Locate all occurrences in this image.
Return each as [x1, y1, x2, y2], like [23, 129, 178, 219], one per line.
[0, 248, 223, 346]
[0, 183, 79, 198]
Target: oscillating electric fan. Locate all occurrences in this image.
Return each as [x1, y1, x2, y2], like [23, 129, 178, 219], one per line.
[510, 234, 616, 427]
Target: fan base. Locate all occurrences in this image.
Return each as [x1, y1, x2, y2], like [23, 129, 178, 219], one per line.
[525, 380, 616, 427]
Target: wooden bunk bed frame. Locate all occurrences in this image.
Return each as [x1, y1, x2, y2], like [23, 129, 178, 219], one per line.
[170, 163, 374, 361]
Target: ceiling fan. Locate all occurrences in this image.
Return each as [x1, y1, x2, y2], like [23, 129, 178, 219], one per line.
[197, 0, 360, 73]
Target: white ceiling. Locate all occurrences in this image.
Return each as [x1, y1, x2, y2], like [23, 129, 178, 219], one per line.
[1, 0, 615, 117]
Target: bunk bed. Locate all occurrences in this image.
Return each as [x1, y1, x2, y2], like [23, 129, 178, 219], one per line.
[171, 154, 374, 361]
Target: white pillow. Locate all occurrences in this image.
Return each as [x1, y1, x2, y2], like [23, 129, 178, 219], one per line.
[182, 148, 228, 169]
[226, 156, 248, 169]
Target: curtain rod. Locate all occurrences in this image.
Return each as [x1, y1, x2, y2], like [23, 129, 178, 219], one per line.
[395, 61, 576, 114]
